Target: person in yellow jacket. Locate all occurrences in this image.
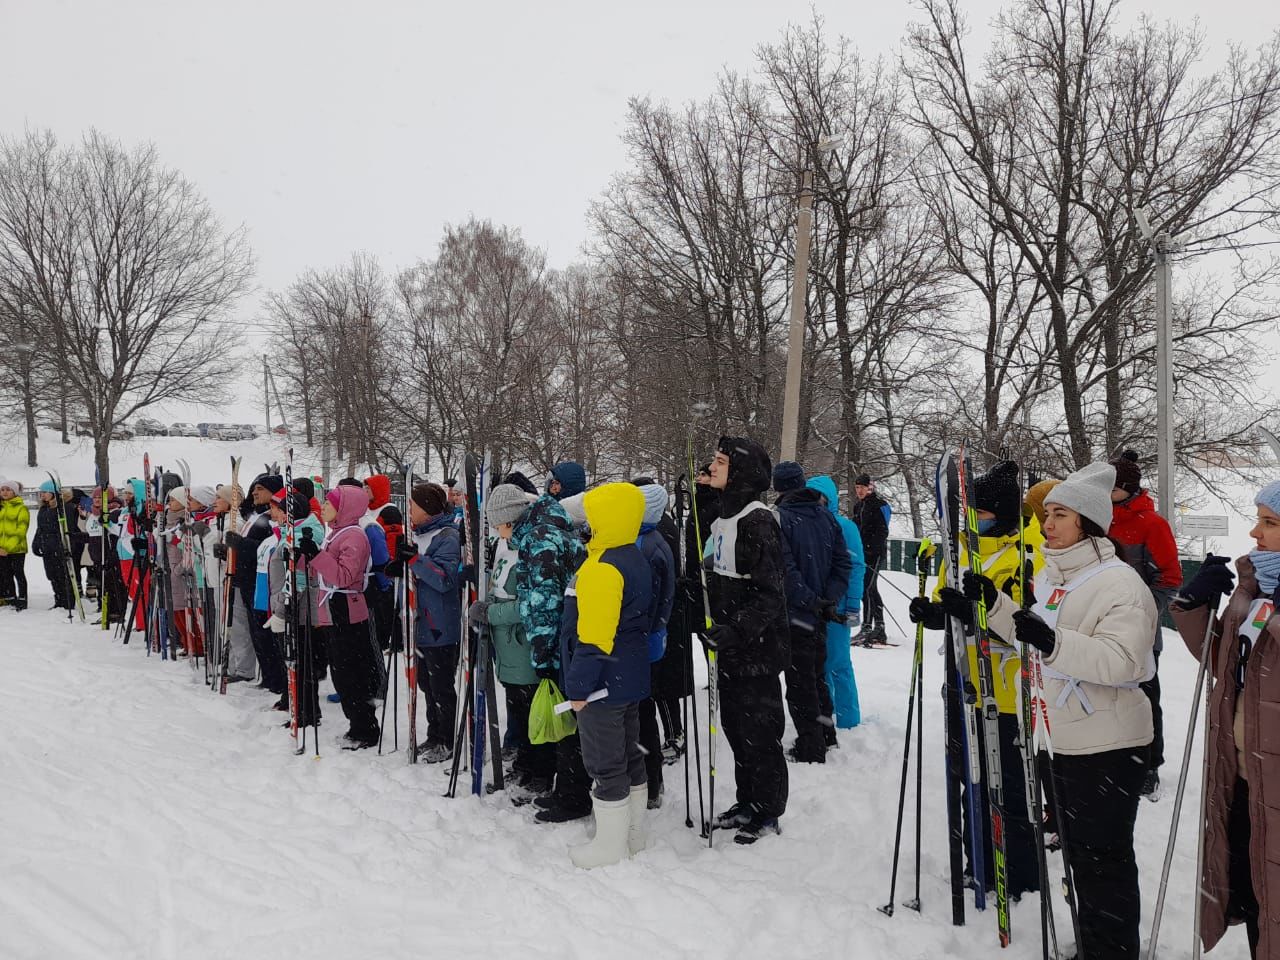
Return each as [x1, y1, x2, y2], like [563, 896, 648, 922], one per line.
[0, 480, 31, 611]
[908, 460, 1043, 900]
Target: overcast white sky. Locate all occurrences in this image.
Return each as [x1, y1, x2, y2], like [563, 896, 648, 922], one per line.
[2, 0, 1276, 420]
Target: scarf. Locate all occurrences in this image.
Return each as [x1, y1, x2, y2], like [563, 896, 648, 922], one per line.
[1249, 549, 1280, 597]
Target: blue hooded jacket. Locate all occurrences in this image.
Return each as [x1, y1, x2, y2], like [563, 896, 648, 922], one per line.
[807, 475, 865, 614]
[549, 462, 586, 501]
[410, 513, 462, 647]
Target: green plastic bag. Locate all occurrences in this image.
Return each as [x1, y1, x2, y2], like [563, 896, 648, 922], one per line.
[529, 678, 577, 744]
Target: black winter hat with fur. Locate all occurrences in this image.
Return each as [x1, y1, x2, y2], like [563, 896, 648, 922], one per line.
[1109, 450, 1142, 498]
[973, 460, 1022, 529]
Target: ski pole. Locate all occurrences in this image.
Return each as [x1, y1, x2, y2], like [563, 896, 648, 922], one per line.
[881, 539, 933, 917]
[1146, 590, 1219, 960]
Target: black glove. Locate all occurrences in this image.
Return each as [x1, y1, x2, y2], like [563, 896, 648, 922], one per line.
[131, 536, 148, 553]
[384, 559, 405, 578]
[818, 600, 840, 623]
[704, 623, 737, 651]
[276, 545, 291, 565]
[294, 536, 320, 560]
[908, 596, 946, 630]
[212, 542, 228, 561]
[938, 587, 974, 626]
[1174, 554, 1235, 611]
[395, 538, 418, 562]
[535, 665, 559, 683]
[468, 599, 491, 625]
[188, 521, 210, 538]
[223, 531, 244, 550]
[962, 570, 999, 609]
[1013, 608, 1056, 655]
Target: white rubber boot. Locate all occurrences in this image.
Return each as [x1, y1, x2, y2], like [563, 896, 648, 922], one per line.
[627, 784, 648, 856]
[569, 796, 631, 869]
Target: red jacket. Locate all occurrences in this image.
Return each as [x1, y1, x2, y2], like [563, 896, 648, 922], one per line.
[1108, 490, 1182, 590]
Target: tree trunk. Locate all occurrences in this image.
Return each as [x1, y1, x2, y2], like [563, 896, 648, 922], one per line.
[94, 436, 111, 486]
[23, 366, 37, 468]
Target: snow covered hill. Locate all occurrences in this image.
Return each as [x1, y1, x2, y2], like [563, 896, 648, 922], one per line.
[1, 554, 1244, 959]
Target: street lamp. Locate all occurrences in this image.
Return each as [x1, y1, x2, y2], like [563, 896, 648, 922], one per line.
[1136, 207, 1180, 530]
[780, 134, 841, 462]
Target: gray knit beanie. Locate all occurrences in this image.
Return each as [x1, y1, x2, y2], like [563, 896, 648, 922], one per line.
[487, 484, 534, 527]
[1043, 462, 1116, 531]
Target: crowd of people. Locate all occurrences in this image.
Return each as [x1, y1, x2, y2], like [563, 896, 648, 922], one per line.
[4, 436, 1279, 959]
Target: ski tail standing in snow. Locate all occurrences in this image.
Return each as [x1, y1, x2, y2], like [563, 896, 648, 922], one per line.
[1107, 449, 1182, 800]
[215, 458, 242, 693]
[305, 484, 379, 749]
[771, 460, 852, 764]
[704, 435, 789, 846]
[982, 461, 1156, 959]
[1167, 479, 1280, 960]
[186, 484, 219, 683]
[561, 482, 652, 868]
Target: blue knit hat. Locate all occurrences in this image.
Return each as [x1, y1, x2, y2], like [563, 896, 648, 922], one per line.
[39, 479, 57, 494]
[1257, 480, 1280, 516]
[772, 460, 806, 493]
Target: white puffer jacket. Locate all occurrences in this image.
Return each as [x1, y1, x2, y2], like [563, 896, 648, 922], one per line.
[986, 536, 1157, 756]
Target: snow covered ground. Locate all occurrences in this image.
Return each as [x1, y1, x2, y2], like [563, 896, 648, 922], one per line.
[0, 433, 1253, 959]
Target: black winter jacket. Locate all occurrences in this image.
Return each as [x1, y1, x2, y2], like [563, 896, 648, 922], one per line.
[706, 437, 790, 678]
[32, 504, 64, 557]
[851, 490, 889, 561]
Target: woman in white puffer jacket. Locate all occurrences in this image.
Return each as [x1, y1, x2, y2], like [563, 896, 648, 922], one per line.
[969, 461, 1157, 960]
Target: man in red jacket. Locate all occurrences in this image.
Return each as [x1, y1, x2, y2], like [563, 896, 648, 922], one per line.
[1108, 450, 1182, 799]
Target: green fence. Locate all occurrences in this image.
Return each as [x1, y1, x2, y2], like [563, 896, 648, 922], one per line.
[884, 538, 1202, 628]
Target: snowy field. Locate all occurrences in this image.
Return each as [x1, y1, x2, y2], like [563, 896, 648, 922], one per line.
[0, 434, 1252, 959]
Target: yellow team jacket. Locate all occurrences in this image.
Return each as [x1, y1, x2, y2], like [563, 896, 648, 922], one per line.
[934, 517, 1046, 714]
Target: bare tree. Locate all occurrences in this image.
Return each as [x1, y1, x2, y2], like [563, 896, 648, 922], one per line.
[0, 130, 253, 479]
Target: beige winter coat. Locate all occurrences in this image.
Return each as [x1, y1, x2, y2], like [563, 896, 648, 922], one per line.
[986, 537, 1156, 756]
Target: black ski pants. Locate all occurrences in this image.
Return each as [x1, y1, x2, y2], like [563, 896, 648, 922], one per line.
[553, 732, 592, 812]
[863, 555, 884, 630]
[1227, 777, 1261, 956]
[720, 670, 788, 820]
[414, 643, 459, 749]
[1051, 746, 1146, 960]
[784, 627, 828, 762]
[324, 600, 380, 742]
[1140, 648, 1164, 771]
[657, 697, 683, 744]
[41, 552, 73, 608]
[0, 552, 27, 607]
[578, 701, 645, 802]
[638, 695, 664, 801]
[291, 625, 323, 728]
[505, 682, 554, 779]
[239, 584, 286, 693]
[956, 711, 1039, 900]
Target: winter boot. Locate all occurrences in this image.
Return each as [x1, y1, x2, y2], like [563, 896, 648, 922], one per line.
[712, 802, 752, 831]
[1141, 769, 1161, 801]
[569, 796, 630, 869]
[534, 795, 593, 823]
[734, 814, 781, 845]
[627, 784, 649, 855]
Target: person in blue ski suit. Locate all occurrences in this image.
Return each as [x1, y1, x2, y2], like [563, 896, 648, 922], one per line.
[806, 475, 865, 729]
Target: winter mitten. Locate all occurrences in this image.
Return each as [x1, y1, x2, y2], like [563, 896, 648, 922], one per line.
[961, 570, 999, 609]
[395, 539, 418, 562]
[130, 536, 148, 553]
[223, 531, 244, 550]
[937, 587, 974, 626]
[704, 623, 737, 651]
[188, 521, 210, 538]
[295, 535, 320, 560]
[1013, 609, 1056, 655]
[1173, 555, 1235, 610]
[212, 542, 228, 561]
[383, 560, 405, 578]
[908, 596, 946, 630]
[468, 599, 491, 625]
[266, 614, 287, 634]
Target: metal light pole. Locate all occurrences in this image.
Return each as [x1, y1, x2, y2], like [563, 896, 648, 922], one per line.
[1137, 207, 1179, 530]
[780, 136, 840, 462]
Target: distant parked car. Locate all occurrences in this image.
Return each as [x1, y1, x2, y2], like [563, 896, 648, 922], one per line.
[197, 422, 212, 437]
[237, 424, 257, 440]
[250, 424, 269, 438]
[208, 423, 241, 440]
[134, 418, 168, 437]
[170, 422, 200, 437]
[110, 423, 135, 440]
[74, 419, 94, 437]
[272, 423, 289, 435]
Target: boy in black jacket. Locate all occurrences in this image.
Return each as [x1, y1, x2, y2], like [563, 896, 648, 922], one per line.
[704, 436, 790, 844]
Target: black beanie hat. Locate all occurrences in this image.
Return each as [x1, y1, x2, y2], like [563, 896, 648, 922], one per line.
[411, 482, 448, 517]
[1109, 450, 1142, 497]
[292, 477, 315, 500]
[973, 460, 1021, 528]
[503, 471, 538, 495]
[853, 473, 873, 487]
[250, 473, 284, 496]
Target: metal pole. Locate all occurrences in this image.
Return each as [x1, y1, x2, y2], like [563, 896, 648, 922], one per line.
[1154, 237, 1176, 532]
[263, 356, 271, 433]
[779, 168, 814, 462]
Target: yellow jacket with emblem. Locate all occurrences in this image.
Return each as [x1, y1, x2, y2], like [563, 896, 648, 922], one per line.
[934, 517, 1045, 714]
[560, 483, 654, 703]
[0, 493, 30, 556]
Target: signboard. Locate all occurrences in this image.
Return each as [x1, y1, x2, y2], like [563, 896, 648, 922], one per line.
[1180, 514, 1230, 537]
